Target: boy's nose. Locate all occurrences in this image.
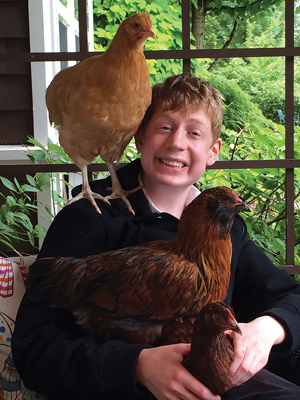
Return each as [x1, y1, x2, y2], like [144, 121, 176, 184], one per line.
[166, 130, 186, 150]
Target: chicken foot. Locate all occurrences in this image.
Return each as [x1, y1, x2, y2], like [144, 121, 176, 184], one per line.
[67, 165, 110, 214]
[105, 162, 142, 215]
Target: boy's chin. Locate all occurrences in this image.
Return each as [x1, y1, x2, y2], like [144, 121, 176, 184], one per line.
[156, 175, 193, 189]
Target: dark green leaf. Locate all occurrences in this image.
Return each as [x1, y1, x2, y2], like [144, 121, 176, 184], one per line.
[0, 177, 17, 192]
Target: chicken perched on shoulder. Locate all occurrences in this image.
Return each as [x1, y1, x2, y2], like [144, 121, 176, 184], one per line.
[46, 13, 155, 214]
[183, 302, 242, 395]
[27, 186, 246, 345]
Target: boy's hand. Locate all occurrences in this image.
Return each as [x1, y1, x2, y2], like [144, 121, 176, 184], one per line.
[227, 316, 286, 387]
[136, 344, 220, 400]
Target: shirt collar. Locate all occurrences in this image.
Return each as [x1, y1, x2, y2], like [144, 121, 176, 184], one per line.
[138, 173, 200, 214]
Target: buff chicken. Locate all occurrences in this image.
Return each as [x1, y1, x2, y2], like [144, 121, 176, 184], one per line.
[46, 13, 155, 214]
[27, 186, 246, 345]
[183, 302, 242, 395]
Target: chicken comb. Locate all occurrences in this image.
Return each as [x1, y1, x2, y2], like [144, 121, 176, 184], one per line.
[231, 190, 247, 207]
[144, 13, 152, 29]
[225, 306, 236, 322]
[135, 13, 151, 29]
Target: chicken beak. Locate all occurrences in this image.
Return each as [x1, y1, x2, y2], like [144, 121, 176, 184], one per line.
[231, 323, 242, 336]
[232, 191, 248, 210]
[148, 29, 156, 40]
[226, 307, 242, 335]
[237, 200, 248, 209]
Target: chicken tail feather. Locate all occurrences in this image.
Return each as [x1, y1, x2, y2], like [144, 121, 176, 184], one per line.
[26, 257, 89, 309]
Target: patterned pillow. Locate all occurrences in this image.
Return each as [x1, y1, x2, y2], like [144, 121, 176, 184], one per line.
[0, 256, 47, 400]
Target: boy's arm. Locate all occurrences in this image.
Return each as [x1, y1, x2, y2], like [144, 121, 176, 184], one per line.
[230, 215, 300, 353]
[12, 293, 154, 398]
[227, 216, 300, 385]
[12, 197, 178, 398]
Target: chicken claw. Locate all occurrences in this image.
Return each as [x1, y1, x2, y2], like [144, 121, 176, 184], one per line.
[67, 165, 110, 214]
[67, 187, 110, 214]
[105, 162, 142, 215]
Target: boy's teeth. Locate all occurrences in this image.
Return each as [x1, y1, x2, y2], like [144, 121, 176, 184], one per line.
[160, 159, 184, 168]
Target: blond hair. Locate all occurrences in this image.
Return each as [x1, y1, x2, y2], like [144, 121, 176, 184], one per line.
[140, 73, 223, 143]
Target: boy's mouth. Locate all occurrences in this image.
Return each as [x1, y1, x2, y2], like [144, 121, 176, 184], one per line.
[159, 158, 185, 168]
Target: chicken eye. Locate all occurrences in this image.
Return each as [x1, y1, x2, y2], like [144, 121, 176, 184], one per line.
[134, 22, 139, 28]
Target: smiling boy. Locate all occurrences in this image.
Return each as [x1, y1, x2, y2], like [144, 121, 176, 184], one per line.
[135, 75, 222, 219]
[12, 74, 300, 400]
[135, 108, 221, 218]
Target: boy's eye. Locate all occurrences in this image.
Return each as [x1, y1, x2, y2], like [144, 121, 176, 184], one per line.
[189, 131, 201, 137]
[159, 125, 172, 131]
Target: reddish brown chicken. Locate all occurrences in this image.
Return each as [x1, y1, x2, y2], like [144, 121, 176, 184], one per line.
[183, 302, 242, 395]
[27, 186, 246, 345]
[46, 13, 155, 214]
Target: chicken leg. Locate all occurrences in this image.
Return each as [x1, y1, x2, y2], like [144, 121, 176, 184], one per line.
[67, 165, 110, 214]
[105, 162, 142, 215]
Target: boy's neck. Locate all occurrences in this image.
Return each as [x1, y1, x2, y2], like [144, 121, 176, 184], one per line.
[140, 174, 199, 219]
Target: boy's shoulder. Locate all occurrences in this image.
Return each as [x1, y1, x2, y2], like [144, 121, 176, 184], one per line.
[71, 159, 143, 198]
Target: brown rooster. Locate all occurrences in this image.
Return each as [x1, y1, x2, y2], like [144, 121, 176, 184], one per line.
[46, 13, 155, 214]
[27, 186, 246, 345]
[183, 302, 242, 395]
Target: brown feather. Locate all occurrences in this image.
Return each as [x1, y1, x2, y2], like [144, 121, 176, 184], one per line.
[45, 13, 155, 213]
[28, 186, 246, 345]
[183, 302, 242, 395]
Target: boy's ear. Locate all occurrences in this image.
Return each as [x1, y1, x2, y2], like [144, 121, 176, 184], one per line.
[206, 138, 222, 167]
[134, 127, 144, 153]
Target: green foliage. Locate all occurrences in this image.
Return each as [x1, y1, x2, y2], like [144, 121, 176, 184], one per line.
[200, 123, 300, 266]
[93, 0, 182, 85]
[195, 0, 284, 50]
[0, 175, 49, 253]
[93, 0, 181, 51]
[216, 55, 300, 121]
[198, 0, 300, 121]
[206, 72, 269, 131]
[25, 137, 72, 215]
[26, 136, 72, 165]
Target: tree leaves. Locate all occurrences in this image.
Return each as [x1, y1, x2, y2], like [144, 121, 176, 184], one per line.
[200, 119, 300, 267]
[0, 174, 49, 252]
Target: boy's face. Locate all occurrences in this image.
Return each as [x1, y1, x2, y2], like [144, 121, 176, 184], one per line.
[135, 108, 221, 191]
